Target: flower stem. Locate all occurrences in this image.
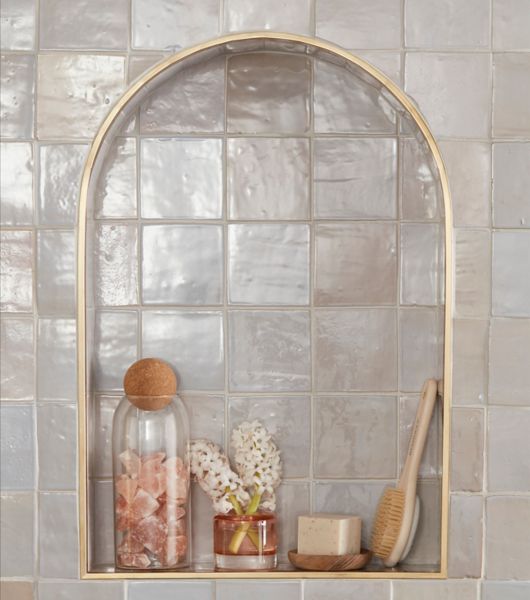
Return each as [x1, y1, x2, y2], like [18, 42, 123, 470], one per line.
[228, 489, 262, 554]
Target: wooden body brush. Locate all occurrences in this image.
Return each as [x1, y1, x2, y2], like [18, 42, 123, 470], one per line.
[371, 378, 439, 567]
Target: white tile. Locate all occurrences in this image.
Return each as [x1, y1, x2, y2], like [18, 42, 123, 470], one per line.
[92, 479, 114, 565]
[405, 0, 490, 48]
[37, 318, 76, 401]
[141, 138, 222, 219]
[316, 0, 401, 49]
[0, 405, 34, 490]
[142, 310, 224, 390]
[488, 407, 530, 492]
[405, 53, 491, 138]
[453, 319, 488, 405]
[95, 224, 138, 306]
[315, 309, 397, 392]
[305, 581, 390, 600]
[128, 581, 213, 600]
[228, 224, 310, 305]
[493, 0, 530, 49]
[39, 582, 123, 600]
[228, 310, 311, 392]
[128, 53, 166, 84]
[493, 53, 530, 137]
[0, 0, 35, 50]
[455, 229, 491, 318]
[224, 0, 311, 34]
[142, 224, 223, 305]
[451, 408, 484, 492]
[0, 582, 33, 600]
[227, 138, 310, 220]
[393, 581, 478, 600]
[37, 404, 76, 490]
[357, 51, 402, 86]
[229, 395, 311, 478]
[492, 231, 530, 317]
[483, 582, 530, 600]
[181, 393, 224, 446]
[37, 230, 75, 316]
[40, 0, 128, 50]
[448, 495, 483, 578]
[493, 143, 530, 228]
[0, 493, 34, 576]
[0, 318, 34, 401]
[92, 395, 120, 478]
[275, 482, 310, 561]
[132, 0, 219, 50]
[0, 54, 34, 139]
[216, 581, 301, 600]
[0, 230, 33, 312]
[0, 142, 33, 225]
[37, 54, 126, 139]
[314, 138, 397, 219]
[38, 144, 88, 226]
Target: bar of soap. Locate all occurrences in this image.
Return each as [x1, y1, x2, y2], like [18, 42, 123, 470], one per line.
[297, 513, 361, 556]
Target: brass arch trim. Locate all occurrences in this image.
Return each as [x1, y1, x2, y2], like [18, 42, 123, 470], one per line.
[77, 31, 453, 579]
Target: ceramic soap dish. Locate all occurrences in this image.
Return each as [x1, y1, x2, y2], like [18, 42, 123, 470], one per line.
[288, 548, 372, 571]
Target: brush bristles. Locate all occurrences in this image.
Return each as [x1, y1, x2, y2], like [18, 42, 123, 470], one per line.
[371, 487, 405, 559]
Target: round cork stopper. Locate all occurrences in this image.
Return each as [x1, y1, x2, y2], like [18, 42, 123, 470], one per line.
[123, 358, 177, 411]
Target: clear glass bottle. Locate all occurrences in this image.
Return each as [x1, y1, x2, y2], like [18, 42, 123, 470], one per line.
[112, 360, 190, 570]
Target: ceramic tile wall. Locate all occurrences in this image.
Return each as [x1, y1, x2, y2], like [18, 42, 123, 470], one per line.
[1, 2, 529, 600]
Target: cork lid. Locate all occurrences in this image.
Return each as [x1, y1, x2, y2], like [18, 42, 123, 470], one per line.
[123, 358, 177, 411]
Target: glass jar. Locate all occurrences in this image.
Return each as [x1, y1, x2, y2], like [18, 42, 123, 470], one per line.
[213, 512, 277, 571]
[112, 393, 190, 570]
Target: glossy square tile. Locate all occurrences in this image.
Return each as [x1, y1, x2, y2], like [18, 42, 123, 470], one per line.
[400, 223, 440, 306]
[314, 481, 391, 546]
[229, 395, 311, 478]
[142, 310, 224, 390]
[92, 479, 114, 565]
[0, 142, 33, 225]
[0, 493, 34, 576]
[95, 224, 138, 306]
[0, 54, 34, 139]
[227, 138, 310, 220]
[489, 318, 530, 406]
[37, 54, 126, 139]
[451, 408, 484, 492]
[228, 224, 310, 305]
[400, 137, 442, 221]
[316, 0, 401, 49]
[400, 395, 440, 478]
[94, 311, 138, 391]
[37, 403, 76, 490]
[488, 407, 530, 492]
[39, 492, 78, 578]
[39, 144, 88, 226]
[224, 0, 311, 33]
[132, 0, 219, 50]
[128, 54, 166, 84]
[142, 224, 223, 305]
[492, 231, 530, 317]
[228, 310, 310, 392]
[314, 309, 397, 392]
[37, 318, 76, 401]
[37, 230, 75, 316]
[306, 581, 390, 600]
[140, 56, 225, 134]
[276, 482, 310, 561]
[227, 53, 310, 134]
[0, 0, 35, 50]
[455, 229, 491, 318]
[140, 138, 222, 219]
[356, 51, 402, 86]
[400, 308, 443, 392]
[0, 405, 34, 490]
[0, 318, 34, 401]
[40, 0, 128, 50]
[217, 581, 301, 600]
[493, 143, 530, 228]
[314, 138, 397, 219]
[486, 496, 530, 579]
[405, 0, 490, 48]
[405, 53, 491, 138]
[453, 319, 488, 405]
[92, 395, 120, 478]
[483, 582, 530, 600]
[493, 0, 530, 49]
[0, 230, 33, 312]
[493, 54, 530, 137]
[181, 393, 224, 446]
[94, 138, 137, 219]
[39, 582, 123, 600]
[439, 141, 491, 228]
[315, 223, 397, 306]
[314, 395, 397, 478]
[0, 582, 33, 600]
[128, 581, 213, 600]
[314, 59, 397, 133]
[393, 581, 478, 600]
[448, 494, 483, 578]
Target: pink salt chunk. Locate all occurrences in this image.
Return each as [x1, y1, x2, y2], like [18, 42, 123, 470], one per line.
[130, 488, 159, 521]
[139, 469, 167, 499]
[119, 449, 141, 477]
[115, 495, 134, 532]
[141, 452, 165, 471]
[165, 456, 189, 480]
[164, 534, 188, 566]
[117, 533, 144, 554]
[156, 500, 185, 525]
[116, 475, 138, 504]
[167, 517, 186, 538]
[132, 514, 168, 556]
[118, 552, 150, 569]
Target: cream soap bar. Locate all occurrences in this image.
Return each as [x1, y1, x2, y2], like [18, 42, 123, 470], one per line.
[297, 513, 361, 556]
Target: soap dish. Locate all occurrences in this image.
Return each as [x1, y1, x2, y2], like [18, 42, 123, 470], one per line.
[288, 548, 372, 571]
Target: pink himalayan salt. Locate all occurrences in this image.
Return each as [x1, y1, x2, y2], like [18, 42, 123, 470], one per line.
[119, 449, 141, 477]
[130, 488, 159, 521]
[118, 552, 150, 569]
[117, 532, 144, 554]
[116, 475, 138, 504]
[132, 514, 168, 556]
[139, 469, 166, 499]
[164, 534, 188, 566]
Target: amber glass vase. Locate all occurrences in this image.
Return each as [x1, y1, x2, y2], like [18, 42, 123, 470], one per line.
[213, 512, 278, 571]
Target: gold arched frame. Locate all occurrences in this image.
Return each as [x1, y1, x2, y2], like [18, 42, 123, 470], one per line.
[77, 31, 453, 580]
